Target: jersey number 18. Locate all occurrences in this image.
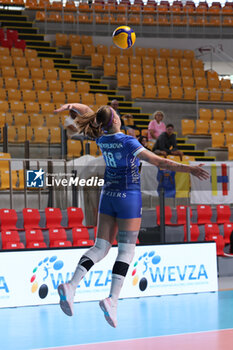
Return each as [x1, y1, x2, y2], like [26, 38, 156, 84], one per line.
[103, 151, 117, 168]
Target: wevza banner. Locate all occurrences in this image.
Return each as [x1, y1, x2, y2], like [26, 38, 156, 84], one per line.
[190, 162, 233, 204]
[0, 243, 217, 308]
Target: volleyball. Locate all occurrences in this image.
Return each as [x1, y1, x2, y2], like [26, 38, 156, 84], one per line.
[112, 26, 136, 50]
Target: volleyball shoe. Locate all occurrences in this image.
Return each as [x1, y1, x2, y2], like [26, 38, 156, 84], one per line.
[99, 297, 117, 328]
[58, 283, 75, 316]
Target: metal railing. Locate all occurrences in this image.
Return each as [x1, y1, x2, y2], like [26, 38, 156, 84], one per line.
[0, 158, 67, 209]
[196, 44, 233, 72]
[33, 6, 233, 38]
[1, 124, 66, 160]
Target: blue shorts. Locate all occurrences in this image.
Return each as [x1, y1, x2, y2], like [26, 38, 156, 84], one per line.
[98, 190, 142, 219]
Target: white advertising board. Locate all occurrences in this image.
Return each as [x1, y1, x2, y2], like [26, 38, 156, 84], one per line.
[0, 242, 218, 308]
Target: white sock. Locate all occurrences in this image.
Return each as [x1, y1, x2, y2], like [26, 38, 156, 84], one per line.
[70, 264, 88, 289]
[108, 234, 138, 305]
[109, 274, 125, 305]
[70, 238, 111, 289]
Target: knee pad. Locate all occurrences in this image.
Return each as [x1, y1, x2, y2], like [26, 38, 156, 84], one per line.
[85, 238, 111, 264]
[116, 230, 139, 265]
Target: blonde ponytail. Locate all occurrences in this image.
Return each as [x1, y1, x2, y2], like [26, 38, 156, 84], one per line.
[75, 111, 103, 139]
[75, 105, 113, 139]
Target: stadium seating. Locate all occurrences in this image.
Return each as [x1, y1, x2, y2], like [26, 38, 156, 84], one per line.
[215, 235, 225, 256]
[45, 207, 62, 228]
[204, 230, 225, 256]
[205, 223, 220, 240]
[27, 241, 47, 249]
[50, 240, 72, 248]
[228, 144, 233, 160]
[0, 209, 17, 230]
[0, 8, 232, 261]
[72, 227, 90, 246]
[179, 108, 233, 151]
[25, 229, 46, 248]
[74, 239, 94, 247]
[223, 223, 233, 244]
[23, 208, 41, 229]
[176, 205, 193, 225]
[0, 204, 230, 252]
[197, 205, 212, 224]
[211, 133, 225, 148]
[1, 230, 21, 249]
[67, 207, 85, 228]
[49, 228, 69, 246]
[184, 224, 200, 242]
[156, 205, 173, 225]
[216, 205, 231, 224]
[67, 140, 83, 158]
[3, 242, 25, 250]
[181, 119, 195, 135]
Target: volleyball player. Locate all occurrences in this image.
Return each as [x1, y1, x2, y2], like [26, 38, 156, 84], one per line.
[54, 103, 209, 328]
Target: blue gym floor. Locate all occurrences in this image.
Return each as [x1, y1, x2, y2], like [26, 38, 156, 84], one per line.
[1, 290, 233, 350]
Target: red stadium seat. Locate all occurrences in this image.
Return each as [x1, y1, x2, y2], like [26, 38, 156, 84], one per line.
[0, 28, 4, 41]
[206, 234, 225, 256]
[45, 207, 62, 228]
[0, 38, 12, 49]
[25, 229, 45, 247]
[75, 239, 94, 247]
[50, 240, 72, 248]
[23, 208, 41, 229]
[14, 39, 26, 51]
[49, 228, 67, 245]
[223, 223, 233, 244]
[0, 209, 17, 230]
[215, 235, 225, 256]
[67, 207, 84, 228]
[72, 227, 89, 244]
[205, 223, 220, 241]
[27, 242, 47, 249]
[1, 230, 20, 249]
[156, 205, 173, 225]
[7, 29, 18, 44]
[216, 205, 231, 224]
[184, 224, 200, 242]
[176, 205, 193, 225]
[197, 205, 212, 224]
[3, 242, 25, 250]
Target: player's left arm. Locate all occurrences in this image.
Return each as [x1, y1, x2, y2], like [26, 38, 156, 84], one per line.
[137, 149, 209, 180]
[54, 103, 94, 115]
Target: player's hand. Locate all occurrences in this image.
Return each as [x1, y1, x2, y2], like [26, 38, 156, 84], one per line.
[190, 164, 209, 180]
[54, 104, 68, 114]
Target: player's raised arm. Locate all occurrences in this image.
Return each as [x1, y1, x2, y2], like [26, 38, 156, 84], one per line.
[54, 103, 94, 115]
[137, 149, 209, 181]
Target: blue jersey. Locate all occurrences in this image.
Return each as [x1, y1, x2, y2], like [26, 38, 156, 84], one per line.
[96, 132, 145, 191]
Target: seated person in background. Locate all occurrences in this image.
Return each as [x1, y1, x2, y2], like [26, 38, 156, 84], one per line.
[138, 135, 150, 150]
[148, 111, 166, 141]
[111, 99, 126, 130]
[152, 124, 183, 161]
